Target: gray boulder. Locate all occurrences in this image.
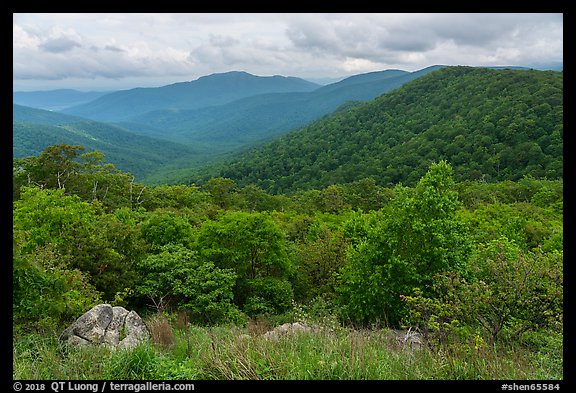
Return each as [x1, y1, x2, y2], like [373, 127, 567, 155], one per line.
[103, 306, 129, 346]
[118, 310, 150, 350]
[62, 304, 149, 350]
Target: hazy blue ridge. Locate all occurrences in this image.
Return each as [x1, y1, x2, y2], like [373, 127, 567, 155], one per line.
[59, 71, 321, 122]
[13, 89, 112, 111]
[13, 104, 91, 125]
[121, 66, 445, 147]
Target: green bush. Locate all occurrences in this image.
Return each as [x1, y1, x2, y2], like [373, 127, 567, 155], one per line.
[336, 161, 472, 327]
[241, 277, 294, 317]
[404, 237, 563, 345]
[13, 233, 101, 331]
[140, 210, 194, 249]
[135, 244, 241, 325]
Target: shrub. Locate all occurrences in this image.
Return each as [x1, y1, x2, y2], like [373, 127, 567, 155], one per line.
[241, 277, 294, 317]
[135, 244, 241, 325]
[336, 161, 472, 327]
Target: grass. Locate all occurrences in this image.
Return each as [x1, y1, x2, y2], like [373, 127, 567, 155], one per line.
[13, 316, 563, 380]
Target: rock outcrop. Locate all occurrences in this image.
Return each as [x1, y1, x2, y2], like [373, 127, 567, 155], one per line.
[61, 304, 149, 350]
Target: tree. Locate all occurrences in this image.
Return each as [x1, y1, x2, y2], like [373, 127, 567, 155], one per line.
[13, 186, 97, 253]
[13, 145, 139, 211]
[233, 184, 287, 212]
[135, 244, 241, 325]
[33, 144, 85, 190]
[76, 151, 136, 211]
[140, 209, 195, 249]
[196, 211, 293, 311]
[13, 189, 103, 329]
[197, 211, 290, 279]
[293, 224, 348, 302]
[241, 277, 294, 316]
[13, 186, 143, 301]
[202, 177, 237, 209]
[336, 161, 472, 327]
[340, 178, 394, 212]
[140, 184, 208, 211]
[13, 145, 84, 195]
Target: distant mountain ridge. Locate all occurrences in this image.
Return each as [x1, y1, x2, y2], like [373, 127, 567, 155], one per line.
[11, 65, 454, 183]
[14, 64, 562, 187]
[118, 65, 446, 148]
[13, 103, 100, 125]
[312, 69, 409, 94]
[13, 89, 112, 111]
[60, 71, 320, 122]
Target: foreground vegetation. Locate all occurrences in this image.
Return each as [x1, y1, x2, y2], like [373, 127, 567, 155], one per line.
[13, 311, 562, 380]
[13, 144, 563, 380]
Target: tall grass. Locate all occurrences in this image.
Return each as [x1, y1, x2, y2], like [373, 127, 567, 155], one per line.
[13, 317, 562, 380]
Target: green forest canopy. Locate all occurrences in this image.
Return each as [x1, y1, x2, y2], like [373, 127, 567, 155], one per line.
[13, 144, 562, 348]
[207, 66, 562, 193]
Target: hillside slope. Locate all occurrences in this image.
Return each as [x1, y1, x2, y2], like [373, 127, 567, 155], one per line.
[13, 104, 202, 179]
[211, 66, 563, 193]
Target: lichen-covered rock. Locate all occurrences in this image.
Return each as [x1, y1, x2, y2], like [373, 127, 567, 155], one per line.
[103, 306, 129, 347]
[61, 304, 149, 350]
[61, 304, 113, 345]
[118, 310, 150, 350]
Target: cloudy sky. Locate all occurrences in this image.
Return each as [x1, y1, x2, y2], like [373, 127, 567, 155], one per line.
[13, 13, 563, 92]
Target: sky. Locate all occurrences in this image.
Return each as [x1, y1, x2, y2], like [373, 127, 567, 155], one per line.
[13, 13, 563, 92]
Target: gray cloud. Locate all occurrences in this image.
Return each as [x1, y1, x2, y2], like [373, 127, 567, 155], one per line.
[39, 36, 81, 53]
[13, 13, 563, 91]
[209, 34, 239, 47]
[285, 13, 563, 63]
[104, 45, 125, 53]
[432, 13, 562, 46]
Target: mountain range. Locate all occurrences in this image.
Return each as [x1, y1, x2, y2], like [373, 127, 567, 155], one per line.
[13, 65, 563, 188]
[60, 71, 321, 122]
[13, 66, 445, 179]
[12, 89, 111, 111]
[119, 66, 444, 148]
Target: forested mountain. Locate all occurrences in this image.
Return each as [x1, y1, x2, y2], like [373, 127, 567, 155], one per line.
[212, 66, 563, 193]
[13, 66, 563, 188]
[60, 71, 320, 122]
[14, 66, 448, 184]
[12, 89, 111, 111]
[116, 66, 444, 147]
[13, 104, 201, 179]
[14, 103, 89, 125]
